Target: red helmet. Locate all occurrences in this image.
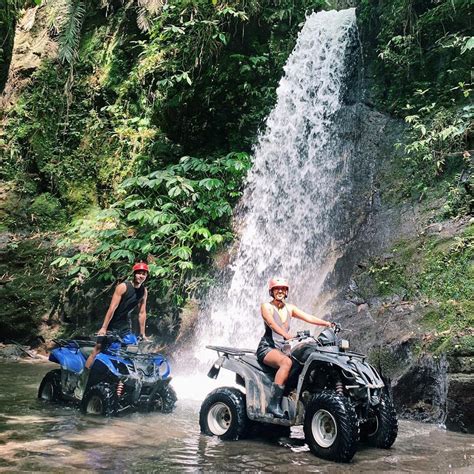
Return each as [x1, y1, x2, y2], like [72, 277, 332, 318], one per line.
[132, 262, 149, 273]
[268, 277, 289, 296]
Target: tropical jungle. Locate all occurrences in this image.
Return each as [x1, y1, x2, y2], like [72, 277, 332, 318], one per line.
[0, 0, 472, 470]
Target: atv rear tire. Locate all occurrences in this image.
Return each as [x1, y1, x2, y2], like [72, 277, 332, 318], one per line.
[81, 382, 117, 416]
[148, 384, 177, 413]
[199, 387, 249, 440]
[303, 390, 359, 463]
[360, 393, 398, 449]
[38, 369, 62, 402]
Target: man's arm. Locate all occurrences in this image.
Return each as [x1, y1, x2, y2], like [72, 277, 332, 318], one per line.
[138, 288, 148, 337]
[97, 283, 127, 335]
[261, 303, 292, 340]
[289, 304, 331, 327]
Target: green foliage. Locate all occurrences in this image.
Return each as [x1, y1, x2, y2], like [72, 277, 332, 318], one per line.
[2, 0, 328, 336]
[30, 192, 66, 230]
[358, 0, 473, 215]
[53, 151, 251, 305]
[55, 0, 86, 65]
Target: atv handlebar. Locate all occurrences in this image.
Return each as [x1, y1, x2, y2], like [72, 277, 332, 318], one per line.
[286, 323, 341, 342]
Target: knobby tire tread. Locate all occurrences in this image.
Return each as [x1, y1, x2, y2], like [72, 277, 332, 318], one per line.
[38, 369, 62, 402]
[81, 382, 117, 417]
[149, 384, 177, 413]
[199, 387, 249, 440]
[369, 393, 398, 449]
[303, 390, 359, 463]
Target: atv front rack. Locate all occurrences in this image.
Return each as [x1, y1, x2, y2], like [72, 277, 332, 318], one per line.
[206, 345, 255, 356]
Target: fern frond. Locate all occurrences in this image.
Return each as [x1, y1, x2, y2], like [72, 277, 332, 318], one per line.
[138, 0, 164, 15]
[44, 0, 69, 35]
[57, 0, 86, 65]
[136, 6, 151, 32]
[135, 0, 164, 31]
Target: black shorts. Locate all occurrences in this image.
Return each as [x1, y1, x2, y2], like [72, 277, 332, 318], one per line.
[256, 337, 275, 363]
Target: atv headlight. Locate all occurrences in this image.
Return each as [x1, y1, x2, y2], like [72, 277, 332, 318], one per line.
[157, 360, 170, 378]
[339, 339, 349, 350]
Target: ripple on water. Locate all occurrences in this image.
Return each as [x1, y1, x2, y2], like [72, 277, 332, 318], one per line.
[1, 361, 474, 471]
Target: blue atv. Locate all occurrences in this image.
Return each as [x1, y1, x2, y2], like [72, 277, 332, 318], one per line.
[38, 333, 177, 416]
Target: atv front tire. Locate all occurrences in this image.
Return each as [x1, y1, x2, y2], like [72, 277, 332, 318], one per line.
[304, 390, 359, 463]
[38, 369, 62, 402]
[199, 387, 249, 440]
[148, 383, 177, 413]
[81, 382, 117, 416]
[360, 393, 398, 449]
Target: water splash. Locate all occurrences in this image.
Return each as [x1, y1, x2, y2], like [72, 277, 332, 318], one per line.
[191, 8, 360, 365]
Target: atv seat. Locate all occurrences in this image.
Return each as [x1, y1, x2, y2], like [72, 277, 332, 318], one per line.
[241, 354, 277, 375]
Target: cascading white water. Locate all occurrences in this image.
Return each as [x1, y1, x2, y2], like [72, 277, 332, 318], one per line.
[190, 8, 360, 367]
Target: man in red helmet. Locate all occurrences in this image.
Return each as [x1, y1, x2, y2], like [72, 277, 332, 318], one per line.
[95, 262, 149, 341]
[76, 263, 149, 397]
[257, 277, 333, 418]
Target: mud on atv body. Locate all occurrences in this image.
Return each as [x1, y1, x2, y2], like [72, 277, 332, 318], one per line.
[200, 327, 397, 463]
[38, 333, 177, 416]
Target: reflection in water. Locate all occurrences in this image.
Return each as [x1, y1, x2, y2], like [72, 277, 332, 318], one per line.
[1, 362, 473, 471]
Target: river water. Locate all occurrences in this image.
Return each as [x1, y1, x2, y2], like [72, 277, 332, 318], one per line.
[1, 361, 473, 472]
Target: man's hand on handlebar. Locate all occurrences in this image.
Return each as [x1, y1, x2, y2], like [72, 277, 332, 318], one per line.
[97, 327, 107, 336]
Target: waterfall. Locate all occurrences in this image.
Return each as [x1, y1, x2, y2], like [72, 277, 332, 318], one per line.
[192, 8, 361, 363]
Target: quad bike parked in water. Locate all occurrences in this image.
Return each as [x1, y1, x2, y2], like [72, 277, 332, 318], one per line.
[38, 332, 177, 416]
[199, 325, 397, 462]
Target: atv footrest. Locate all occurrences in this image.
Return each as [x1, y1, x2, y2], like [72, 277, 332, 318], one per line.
[252, 414, 292, 426]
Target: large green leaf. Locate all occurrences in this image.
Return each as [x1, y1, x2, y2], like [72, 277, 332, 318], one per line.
[171, 246, 192, 260]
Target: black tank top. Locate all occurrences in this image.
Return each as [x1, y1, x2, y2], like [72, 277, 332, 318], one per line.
[108, 281, 145, 330]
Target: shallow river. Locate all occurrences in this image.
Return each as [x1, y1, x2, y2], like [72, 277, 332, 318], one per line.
[0, 361, 473, 472]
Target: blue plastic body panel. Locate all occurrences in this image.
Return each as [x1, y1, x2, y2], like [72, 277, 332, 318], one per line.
[95, 353, 122, 376]
[123, 333, 138, 345]
[47, 334, 172, 381]
[49, 347, 85, 373]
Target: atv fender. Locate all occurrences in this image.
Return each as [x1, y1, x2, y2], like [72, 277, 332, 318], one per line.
[95, 353, 122, 377]
[49, 347, 85, 374]
[295, 351, 384, 399]
[215, 356, 280, 420]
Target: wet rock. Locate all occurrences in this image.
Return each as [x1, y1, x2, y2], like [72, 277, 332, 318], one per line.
[446, 374, 474, 433]
[392, 355, 448, 425]
[0, 343, 27, 360]
[448, 356, 474, 374]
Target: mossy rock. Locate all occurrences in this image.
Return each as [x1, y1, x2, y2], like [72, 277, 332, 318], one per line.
[30, 193, 66, 230]
[368, 345, 412, 379]
[0, 236, 62, 342]
[63, 181, 98, 213]
[449, 335, 474, 357]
